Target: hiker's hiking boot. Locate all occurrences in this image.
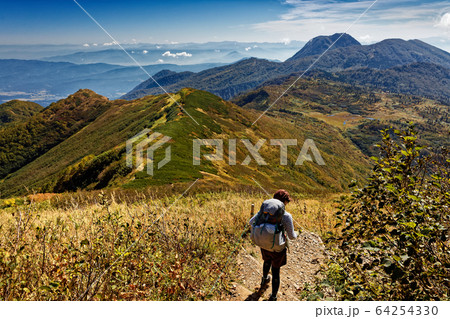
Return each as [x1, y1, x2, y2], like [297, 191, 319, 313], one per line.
[260, 275, 271, 290]
[268, 294, 277, 301]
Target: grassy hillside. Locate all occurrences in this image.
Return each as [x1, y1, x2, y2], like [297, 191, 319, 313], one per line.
[309, 63, 450, 105]
[0, 88, 371, 197]
[0, 100, 43, 127]
[233, 76, 450, 157]
[0, 90, 111, 180]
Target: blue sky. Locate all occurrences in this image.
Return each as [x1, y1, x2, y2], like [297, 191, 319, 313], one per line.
[0, 0, 449, 49]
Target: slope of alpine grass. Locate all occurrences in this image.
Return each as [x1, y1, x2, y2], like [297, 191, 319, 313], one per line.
[234, 76, 450, 157]
[0, 190, 339, 300]
[0, 88, 371, 198]
[0, 90, 111, 179]
[0, 100, 43, 127]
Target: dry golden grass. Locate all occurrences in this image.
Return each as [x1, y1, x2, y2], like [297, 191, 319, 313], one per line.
[0, 190, 339, 300]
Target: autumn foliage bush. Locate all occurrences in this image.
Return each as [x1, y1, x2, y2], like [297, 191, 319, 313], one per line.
[330, 125, 449, 300]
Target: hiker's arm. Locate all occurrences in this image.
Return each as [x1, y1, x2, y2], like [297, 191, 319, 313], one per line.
[283, 213, 297, 240]
[248, 213, 258, 226]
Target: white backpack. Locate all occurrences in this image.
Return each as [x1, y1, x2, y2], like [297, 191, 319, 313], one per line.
[251, 199, 286, 252]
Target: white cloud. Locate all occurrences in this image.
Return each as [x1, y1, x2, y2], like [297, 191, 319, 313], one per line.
[83, 43, 90, 47]
[162, 51, 192, 57]
[92, 43, 98, 46]
[359, 34, 372, 43]
[103, 41, 118, 46]
[157, 59, 164, 63]
[252, 0, 450, 44]
[156, 45, 161, 49]
[282, 38, 291, 45]
[436, 12, 450, 28]
[162, 51, 175, 57]
[143, 50, 148, 54]
[245, 46, 252, 51]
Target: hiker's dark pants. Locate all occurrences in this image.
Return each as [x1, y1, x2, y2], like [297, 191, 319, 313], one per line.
[261, 248, 286, 297]
[263, 261, 280, 297]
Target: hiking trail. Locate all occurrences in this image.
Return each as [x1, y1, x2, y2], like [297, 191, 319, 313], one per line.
[227, 230, 327, 301]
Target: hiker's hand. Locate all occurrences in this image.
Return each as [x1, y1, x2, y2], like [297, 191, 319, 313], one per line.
[295, 230, 301, 237]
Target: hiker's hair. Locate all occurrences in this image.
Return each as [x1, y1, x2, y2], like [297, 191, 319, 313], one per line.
[273, 189, 291, 203]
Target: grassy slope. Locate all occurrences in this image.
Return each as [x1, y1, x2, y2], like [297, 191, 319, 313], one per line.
[0, 90, 111, 179]
[233, 77, 450, 158]
[0, 100, 43, 127]
[0, 88, 371, 197]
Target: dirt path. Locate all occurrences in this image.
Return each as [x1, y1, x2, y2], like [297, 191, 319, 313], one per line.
[227, 230, 326, 301]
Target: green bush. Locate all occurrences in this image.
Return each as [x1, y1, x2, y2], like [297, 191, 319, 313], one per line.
[330, 125, 449, 300]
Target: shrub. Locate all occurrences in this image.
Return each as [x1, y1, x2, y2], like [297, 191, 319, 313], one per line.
[330, 125, 449, 300]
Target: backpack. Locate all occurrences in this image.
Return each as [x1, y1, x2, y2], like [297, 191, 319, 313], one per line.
[250, 198, 286, 252]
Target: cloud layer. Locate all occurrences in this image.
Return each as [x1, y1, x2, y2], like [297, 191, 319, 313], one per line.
[252, 0, 450, 44]
[162, 51, 193, 58]
[437, 12, 450, 28]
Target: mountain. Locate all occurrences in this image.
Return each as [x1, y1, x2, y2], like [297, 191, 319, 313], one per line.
[233, 75, 450, 157]
[0, 90, 110, 179]
[314, 62, 450, 105]
[123, 70, 195, 100]
[124, 34, 450, 102]
[122, 58, 282, 100]
[0, 100, 43, 127]
[0, 88, 372, 198]
[0, 59, 227, 105]
[284, 38, 450, 72]
[287, 33, 361, 61]
[2, 74, 448, 198]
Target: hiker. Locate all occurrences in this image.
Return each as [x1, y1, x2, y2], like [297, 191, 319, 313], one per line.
[249, 189, 297, 301]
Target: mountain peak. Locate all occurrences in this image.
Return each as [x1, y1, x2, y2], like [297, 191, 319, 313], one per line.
[70, 88, 107, 99]
[287, 33, 361, 61]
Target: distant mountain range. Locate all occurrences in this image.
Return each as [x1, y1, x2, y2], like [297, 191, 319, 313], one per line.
[124, 34, 450, 104]
[2, 34, 450, 106]
[0, 41, 307, 106]
[0, 42, 304, 63]
[40, 41, 303, 65]
[0, 59, 227, 106]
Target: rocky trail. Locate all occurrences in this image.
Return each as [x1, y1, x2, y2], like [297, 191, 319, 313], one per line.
[227, 230, 327, 301]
